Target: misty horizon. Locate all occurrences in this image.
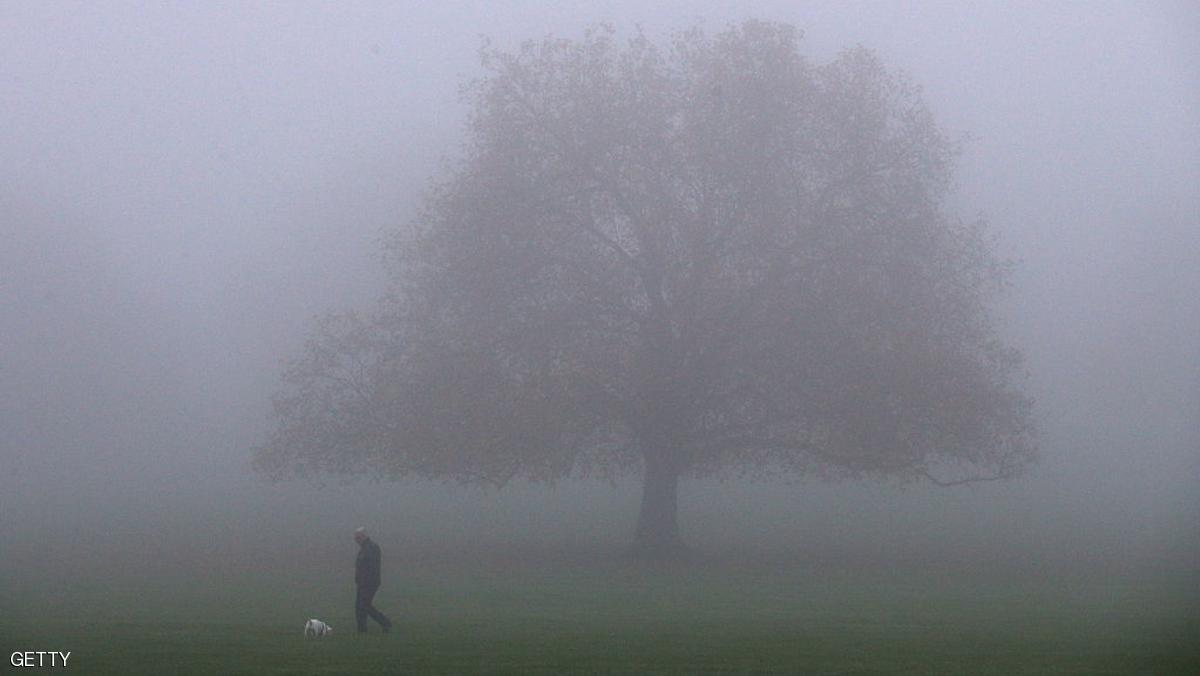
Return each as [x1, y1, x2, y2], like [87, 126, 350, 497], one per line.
[2, 0, 1197, 575]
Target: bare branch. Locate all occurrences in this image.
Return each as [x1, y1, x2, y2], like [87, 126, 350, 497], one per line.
[921, 469, 1012, 487]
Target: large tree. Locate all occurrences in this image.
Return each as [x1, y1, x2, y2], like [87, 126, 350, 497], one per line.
[254, 21, 1035, 557]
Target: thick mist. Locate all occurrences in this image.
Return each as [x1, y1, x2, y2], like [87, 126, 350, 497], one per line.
[2, 1, 1197, 585]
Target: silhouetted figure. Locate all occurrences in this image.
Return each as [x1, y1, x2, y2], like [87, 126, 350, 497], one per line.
[353, 527, 392, 633]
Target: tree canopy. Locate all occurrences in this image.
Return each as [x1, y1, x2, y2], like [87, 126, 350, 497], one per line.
[254, 21, 1035, 556]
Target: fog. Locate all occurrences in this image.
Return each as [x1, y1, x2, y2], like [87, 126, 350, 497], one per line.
[2, 0, 1197, 585]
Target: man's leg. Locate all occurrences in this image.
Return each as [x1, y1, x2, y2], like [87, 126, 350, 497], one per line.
[360, 585, 392, 631]
[355, 585, 371, 633]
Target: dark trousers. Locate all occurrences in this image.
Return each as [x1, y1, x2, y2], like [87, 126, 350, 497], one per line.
[355, 584, 392, 633]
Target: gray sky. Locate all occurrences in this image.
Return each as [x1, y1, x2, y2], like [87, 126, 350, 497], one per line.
[2, 1, 1197, 556]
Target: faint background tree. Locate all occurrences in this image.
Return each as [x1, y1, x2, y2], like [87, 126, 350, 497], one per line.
[255, 21, 1035, 558]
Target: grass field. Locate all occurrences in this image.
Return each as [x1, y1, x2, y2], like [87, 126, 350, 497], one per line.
[3, 551, 1197, 675]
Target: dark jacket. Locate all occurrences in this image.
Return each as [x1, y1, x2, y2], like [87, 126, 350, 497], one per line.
[355, 537, 382, 588]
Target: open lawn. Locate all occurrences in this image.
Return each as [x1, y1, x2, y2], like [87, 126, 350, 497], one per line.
[2, 554, 1197, 674]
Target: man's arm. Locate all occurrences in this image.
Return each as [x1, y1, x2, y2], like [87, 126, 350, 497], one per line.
[369, 542, 382, 586]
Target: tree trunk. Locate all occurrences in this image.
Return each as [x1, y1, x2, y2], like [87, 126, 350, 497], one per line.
[632, 453, 685, 559]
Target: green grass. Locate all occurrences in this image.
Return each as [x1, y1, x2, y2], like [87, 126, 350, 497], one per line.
[2, 556, 1197, 674]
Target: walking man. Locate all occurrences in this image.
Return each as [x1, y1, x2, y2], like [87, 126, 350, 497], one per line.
[354, 527, 392, 633]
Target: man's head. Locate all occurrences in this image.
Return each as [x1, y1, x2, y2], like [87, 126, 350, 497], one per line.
[354, 527, 368, 545]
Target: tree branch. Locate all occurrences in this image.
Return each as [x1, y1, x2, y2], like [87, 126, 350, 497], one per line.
[920, 469, 1011, 487]
[579, 201, 638, 269]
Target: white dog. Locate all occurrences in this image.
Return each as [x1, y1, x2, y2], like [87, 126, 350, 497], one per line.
[304, 618, 333, 637]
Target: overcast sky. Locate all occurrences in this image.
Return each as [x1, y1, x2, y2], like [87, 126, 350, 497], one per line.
[1, 2, 1197, 538]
